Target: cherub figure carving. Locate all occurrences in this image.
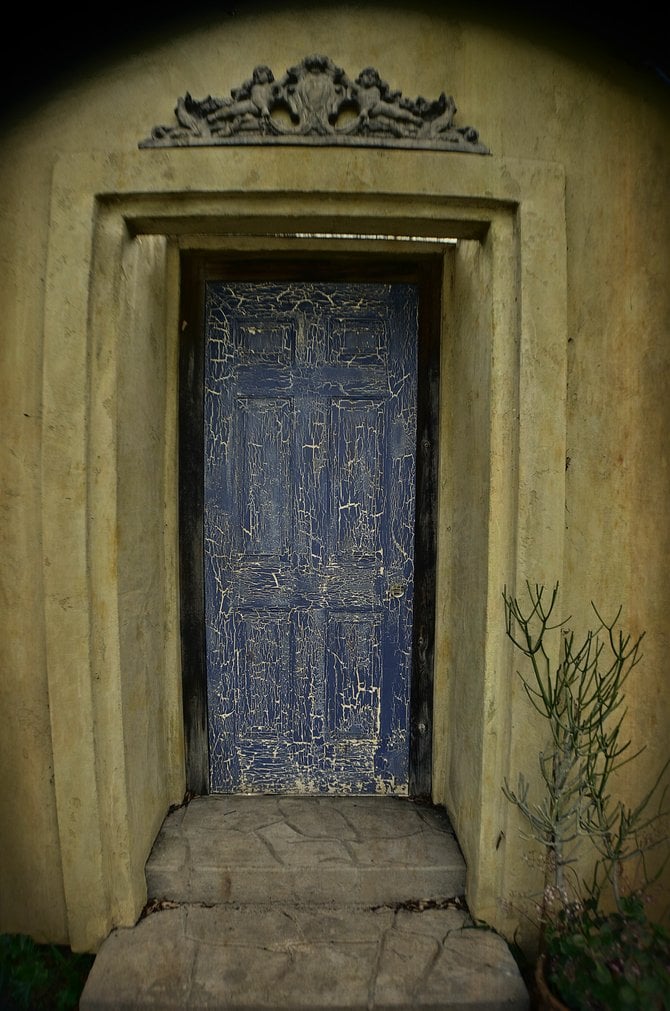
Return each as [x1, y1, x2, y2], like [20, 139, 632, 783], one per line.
[352, 67, 423, 132]
[207, 65, 277, 131]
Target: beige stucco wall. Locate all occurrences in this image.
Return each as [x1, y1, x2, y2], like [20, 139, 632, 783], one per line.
[1, 2, 668, 951]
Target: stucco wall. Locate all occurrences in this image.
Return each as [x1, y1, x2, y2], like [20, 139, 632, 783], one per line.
[1, 1, 668, 950]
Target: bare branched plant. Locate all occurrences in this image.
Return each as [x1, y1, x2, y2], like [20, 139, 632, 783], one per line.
[502, 581, 670, 919]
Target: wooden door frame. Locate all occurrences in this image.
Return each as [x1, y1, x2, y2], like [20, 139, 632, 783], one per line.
[178, 249, 442, 798]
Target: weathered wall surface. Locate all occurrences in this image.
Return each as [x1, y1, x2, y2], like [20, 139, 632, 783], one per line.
[1, 1, 668, 949]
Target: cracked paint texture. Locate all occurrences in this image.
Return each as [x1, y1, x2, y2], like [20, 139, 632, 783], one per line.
[204, 282, 418, 793]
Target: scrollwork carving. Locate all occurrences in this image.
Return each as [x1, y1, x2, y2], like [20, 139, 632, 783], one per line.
[139, 54, 489, 153]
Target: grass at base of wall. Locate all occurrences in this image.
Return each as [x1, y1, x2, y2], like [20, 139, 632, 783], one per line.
[0, 933, 94, 1010]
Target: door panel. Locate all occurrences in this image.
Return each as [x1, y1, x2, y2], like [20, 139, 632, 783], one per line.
[204, 281, 418, 793]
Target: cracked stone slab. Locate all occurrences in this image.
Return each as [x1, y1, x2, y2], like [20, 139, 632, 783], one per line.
[80, 904, 529, 1010]
[146, 796, 466, 906]
[255, 820, 356, 865]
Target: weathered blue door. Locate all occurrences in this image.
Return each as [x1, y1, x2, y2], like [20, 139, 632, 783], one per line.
[204, 281, 418, 793]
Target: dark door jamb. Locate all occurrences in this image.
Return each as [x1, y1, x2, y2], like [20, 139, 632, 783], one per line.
[178, 250, 442, 799]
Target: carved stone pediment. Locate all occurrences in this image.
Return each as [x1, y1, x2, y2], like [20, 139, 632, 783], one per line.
[139, 54, 490, 154]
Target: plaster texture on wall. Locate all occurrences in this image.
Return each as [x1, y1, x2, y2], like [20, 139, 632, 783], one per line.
[0, 143, 69, 944]
[0, 1, 669, 951]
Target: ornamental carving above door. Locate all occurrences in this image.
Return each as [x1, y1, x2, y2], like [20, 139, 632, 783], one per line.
[139, 53, 489, 153]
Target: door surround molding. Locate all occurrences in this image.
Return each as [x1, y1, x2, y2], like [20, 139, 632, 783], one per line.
[42, 148, 567, 949]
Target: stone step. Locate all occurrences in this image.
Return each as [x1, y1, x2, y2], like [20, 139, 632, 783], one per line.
[80, 796, 529, 1010]
[146, 795, 467, 907]
[80, 902, 529, 1010]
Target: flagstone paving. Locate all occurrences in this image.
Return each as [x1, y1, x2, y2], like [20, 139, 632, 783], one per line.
[80, 796, 529, 1009]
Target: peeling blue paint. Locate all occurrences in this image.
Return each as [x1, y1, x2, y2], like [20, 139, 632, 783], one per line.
[204, 282, 418, 793]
